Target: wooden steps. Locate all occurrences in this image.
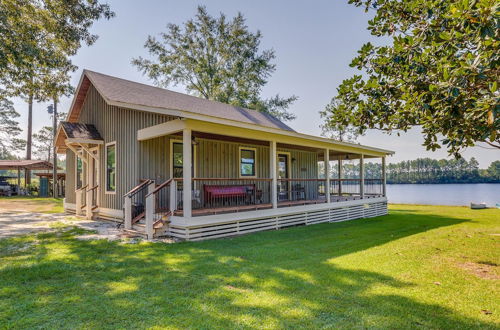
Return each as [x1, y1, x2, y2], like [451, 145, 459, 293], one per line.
[132, 212, 145, 224]
[128, 214, 171, 238]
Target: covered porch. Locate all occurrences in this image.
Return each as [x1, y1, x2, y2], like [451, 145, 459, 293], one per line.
[124, 118, 390, 239]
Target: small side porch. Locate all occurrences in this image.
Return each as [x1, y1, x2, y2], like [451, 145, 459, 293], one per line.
[124, 118, 390, 240]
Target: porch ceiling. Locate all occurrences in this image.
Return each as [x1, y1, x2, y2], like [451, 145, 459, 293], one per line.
[137, 118, 394, 157]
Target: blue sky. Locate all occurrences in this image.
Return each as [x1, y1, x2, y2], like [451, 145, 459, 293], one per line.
[12, 0, 498, 166]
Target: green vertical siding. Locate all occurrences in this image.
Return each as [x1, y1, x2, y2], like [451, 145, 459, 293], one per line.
[76, 85, 175, 210]
[196, 138, 270, 178]
[139, 136, 170, 183]
[194, 139, 318, 179]
[278, 147, 319, 179]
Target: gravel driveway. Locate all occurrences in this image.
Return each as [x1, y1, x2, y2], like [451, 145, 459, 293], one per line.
[0, 210, 127, 240]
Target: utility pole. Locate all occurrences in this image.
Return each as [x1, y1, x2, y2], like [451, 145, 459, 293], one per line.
[48, 102, 58, 197]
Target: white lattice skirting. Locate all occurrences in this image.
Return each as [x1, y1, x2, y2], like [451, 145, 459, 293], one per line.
[168, 198, 388, 241]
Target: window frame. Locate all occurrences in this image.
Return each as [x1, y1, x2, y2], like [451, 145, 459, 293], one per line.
[169, 139, 197, 179]
[105, 141, 117, 194]
[239, 146, 257, 178]
[75, 154, 83, 190]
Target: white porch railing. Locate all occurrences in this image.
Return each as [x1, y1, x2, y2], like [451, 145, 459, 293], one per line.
[86, 185, 98, 219]
[123, 179, 153, 230]
[75, 184, 88, 216]
[123, 176, 384, 238]
[142, 179, 173, 239]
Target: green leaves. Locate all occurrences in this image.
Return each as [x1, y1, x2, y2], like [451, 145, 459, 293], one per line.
[0, 94, 24, 158]
[322, 0, 500, 155]
[133, 6, 296, 121]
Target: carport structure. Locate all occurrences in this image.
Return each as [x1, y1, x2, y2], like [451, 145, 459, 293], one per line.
[0, 160, 54, 192]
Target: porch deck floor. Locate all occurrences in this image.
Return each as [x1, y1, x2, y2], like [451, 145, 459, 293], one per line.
[173, 195, 381, 217]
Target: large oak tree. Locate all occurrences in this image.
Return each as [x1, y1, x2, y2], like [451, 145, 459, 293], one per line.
[0, 0, 114, 170]
[133, 6, 297, 121]
[322, 0, 499, 156]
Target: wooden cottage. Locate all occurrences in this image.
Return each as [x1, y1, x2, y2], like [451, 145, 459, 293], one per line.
[55, 70, 394, 241]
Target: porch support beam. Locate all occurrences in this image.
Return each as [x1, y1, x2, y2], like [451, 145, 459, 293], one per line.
[137, 119, 186, 141]
[338, 158, 342, 196]
[382, 156, 387, 197]
[180, 119, 392, 158]
[360, 154, 365, 199]
[182, 128, 192, 218]
[65, 143, 88, 166]
[17, 167, 20, 193]
[145, 181, 156, 239]
[270, 140, 277, 209]
[66, 138, 103, 145]
[169, 179, 177, 212]
[124, 195, 132, 230]
[324, 149, 330, 203]
[78, 143, 98, 161]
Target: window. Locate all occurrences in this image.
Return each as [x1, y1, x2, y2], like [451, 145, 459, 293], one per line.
[106, 142, 116, 192]
[172, 142, 184, 178]
[170, 140, 196, 178]
[239, 147, 256, 177]
[76, 156, 83, 189]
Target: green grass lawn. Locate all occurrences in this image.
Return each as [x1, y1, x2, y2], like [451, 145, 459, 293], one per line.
[0, 205, 498, 329]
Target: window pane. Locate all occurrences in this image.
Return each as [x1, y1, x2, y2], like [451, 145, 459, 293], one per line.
[106, 144, 116, 191]
[240, 149, 255, 176]
[76, 156, 83, 189]
[173, 143, 183, 167]
[241, 163, 255, 176]
[241, 150, 255, 164]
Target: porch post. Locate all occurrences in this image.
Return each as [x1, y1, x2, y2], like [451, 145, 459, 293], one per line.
[85, 156, 93, 220]
[17, 167, 20, 194]
[382, 156, 387, 197]
[324, 149, 330, 203]
[95, 146, 100, 206]
[182, 128, 192, 218]
[360, 154, 365, 199]
[338, 158, 342, 196]
[124, 195, 132, 230]
[169, 179, 177, 212]
[145, 181, 156, 239]
[270, 140, 277, 209]
[76, 188, 82, 216]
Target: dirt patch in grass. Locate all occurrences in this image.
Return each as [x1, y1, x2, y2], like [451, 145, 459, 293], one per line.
[0, 198, 62, 213]
[458, 261, 500, 280]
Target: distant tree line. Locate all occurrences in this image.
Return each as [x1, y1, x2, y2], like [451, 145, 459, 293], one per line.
[385, 158, 500, 184]
[321, 158, 500, 184]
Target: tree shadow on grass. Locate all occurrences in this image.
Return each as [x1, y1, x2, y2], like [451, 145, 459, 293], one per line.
[0, 210, 495, 328]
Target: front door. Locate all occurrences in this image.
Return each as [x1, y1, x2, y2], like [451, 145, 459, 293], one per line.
[277, 154, 289, 201]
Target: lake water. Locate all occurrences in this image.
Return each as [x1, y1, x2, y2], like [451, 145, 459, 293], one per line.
[386, 184, 500, 207]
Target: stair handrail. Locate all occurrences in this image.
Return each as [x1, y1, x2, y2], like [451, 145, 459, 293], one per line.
[76, 184, 88, 192]
[146, 178, 173, 197]
[124, 179, 153, 198]
[86, 185, 98, 192]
